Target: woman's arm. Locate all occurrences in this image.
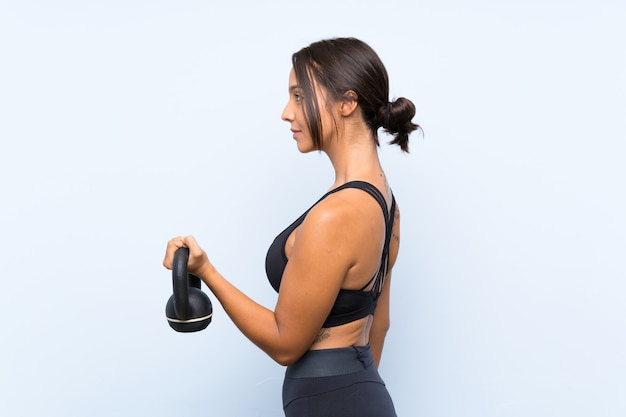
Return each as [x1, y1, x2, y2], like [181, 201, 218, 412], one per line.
[163, 198, 364, 365]
[369, 203, 401, 367]
[369, 270, 392, 367]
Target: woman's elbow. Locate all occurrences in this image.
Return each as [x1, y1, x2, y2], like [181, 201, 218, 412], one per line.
[270, 348, 306, 366]
[273, 354, 301, 367]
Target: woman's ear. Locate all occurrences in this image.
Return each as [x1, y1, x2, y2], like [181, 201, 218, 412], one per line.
[339, 90, 359, 117]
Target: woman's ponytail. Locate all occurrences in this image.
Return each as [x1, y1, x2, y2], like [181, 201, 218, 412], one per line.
[381, 97, 419, 153]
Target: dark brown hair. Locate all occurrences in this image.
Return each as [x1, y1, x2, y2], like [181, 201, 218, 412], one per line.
[292, 37, 419, 152]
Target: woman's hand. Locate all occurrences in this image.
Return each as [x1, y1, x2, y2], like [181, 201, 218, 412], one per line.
[163, 235, 212, 277]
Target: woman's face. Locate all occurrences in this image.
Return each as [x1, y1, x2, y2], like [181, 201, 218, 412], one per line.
[281, 68, 336, 153]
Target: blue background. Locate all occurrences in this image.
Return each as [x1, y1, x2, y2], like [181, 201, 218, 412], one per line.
[1, 1, 624, 415]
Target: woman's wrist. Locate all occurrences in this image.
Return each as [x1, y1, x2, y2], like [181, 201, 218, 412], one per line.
[197, 260, 218, 286]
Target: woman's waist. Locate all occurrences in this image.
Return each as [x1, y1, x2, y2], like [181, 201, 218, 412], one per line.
[286, 345, 375, 379]
[310, 315, 373, 350]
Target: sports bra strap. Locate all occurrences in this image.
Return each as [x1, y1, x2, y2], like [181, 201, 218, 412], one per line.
[331, 181, 390, 221]
[329, 181, 395, 294]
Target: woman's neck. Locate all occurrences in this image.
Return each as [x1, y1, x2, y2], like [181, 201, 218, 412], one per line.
[323, 125, 383, 187]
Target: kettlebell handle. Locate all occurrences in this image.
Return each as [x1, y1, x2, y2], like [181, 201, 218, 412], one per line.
[172, 247, 193, 320]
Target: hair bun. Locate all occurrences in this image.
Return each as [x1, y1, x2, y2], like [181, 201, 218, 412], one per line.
[382, 97, 419, 153]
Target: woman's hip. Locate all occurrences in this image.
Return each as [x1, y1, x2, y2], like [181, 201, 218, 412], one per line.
[282, 345, 396, 416]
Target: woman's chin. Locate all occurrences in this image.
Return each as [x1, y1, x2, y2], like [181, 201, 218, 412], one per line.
[296, 142, 316, 154]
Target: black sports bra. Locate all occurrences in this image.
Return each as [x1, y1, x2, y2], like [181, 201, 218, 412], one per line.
[265, 181, 396, 328]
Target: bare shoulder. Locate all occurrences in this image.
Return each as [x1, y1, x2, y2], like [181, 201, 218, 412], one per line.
[293, 188, 385, 259]
[301, 187, 385, 233]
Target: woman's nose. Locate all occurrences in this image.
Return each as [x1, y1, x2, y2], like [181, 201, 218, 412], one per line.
[281, 104, 294, 122]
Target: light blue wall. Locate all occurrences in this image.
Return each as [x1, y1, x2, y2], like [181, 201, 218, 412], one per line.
[1, 1, 624, 416]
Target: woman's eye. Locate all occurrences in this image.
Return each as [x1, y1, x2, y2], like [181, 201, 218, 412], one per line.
[294, 92, 303, 102]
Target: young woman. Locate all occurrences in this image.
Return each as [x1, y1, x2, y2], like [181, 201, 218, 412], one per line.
[163, 37, 418, 417]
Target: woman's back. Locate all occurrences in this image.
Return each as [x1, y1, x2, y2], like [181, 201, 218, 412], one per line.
[266, 179, 400, 351]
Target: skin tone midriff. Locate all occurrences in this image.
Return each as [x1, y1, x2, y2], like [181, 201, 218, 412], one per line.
[310, 316, 374, 349]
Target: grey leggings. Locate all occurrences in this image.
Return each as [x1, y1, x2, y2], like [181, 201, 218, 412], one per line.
[282, 345, 397, 417]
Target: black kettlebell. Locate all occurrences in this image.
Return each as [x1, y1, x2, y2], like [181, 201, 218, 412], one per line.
[165, 247, 212, 332]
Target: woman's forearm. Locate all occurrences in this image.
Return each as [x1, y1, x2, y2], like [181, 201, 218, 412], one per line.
[196, 262, 302, 365]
